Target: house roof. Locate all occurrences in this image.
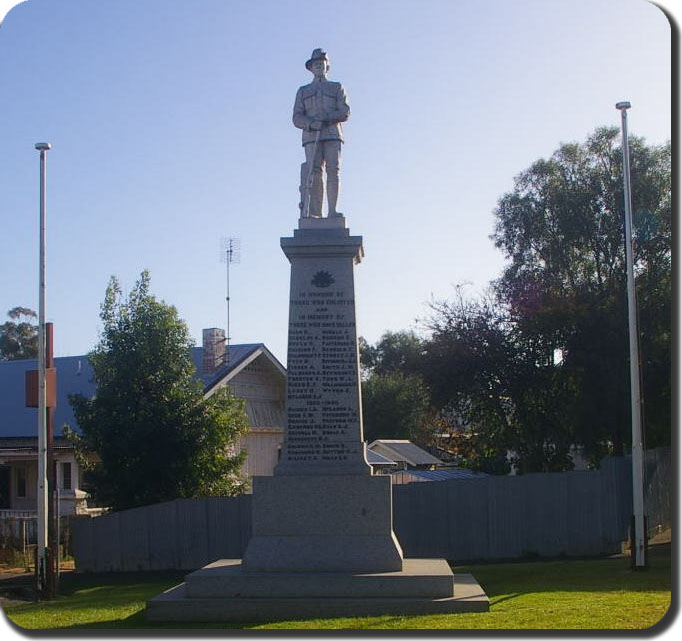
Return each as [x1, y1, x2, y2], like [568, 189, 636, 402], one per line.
[0, 344, 285, 439]
[368, 439, 443, 466]
[198, 344, 287, 396]
[0, 354, 95, 439]
[366, 449, 398, 466]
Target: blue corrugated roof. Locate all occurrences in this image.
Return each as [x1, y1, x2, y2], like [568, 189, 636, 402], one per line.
[0, 355, 96, 438]
[0, 344, 267, 439]
[395, 468, 489, 481]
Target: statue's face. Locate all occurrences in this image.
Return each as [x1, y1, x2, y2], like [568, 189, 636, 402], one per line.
[310, 59, 327, 78]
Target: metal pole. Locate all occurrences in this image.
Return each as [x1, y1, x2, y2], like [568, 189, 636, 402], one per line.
[226, 240, 231, 361]
[34, 142, 51, 595]
[46, 322, 56, 598]
[615, 102, 646, 569]
[56, 484, 61, 586]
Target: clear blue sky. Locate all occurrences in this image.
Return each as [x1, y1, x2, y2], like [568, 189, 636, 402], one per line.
[0, 0, 673, 365]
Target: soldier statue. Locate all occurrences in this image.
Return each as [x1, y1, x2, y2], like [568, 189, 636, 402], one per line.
[293, 48, 350, 218]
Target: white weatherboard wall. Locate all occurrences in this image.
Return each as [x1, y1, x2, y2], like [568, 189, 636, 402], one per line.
[223, 354, 286, 478]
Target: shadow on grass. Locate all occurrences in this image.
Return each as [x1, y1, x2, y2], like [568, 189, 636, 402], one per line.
[61, 610, 246, 630]
[60, 608, 343, 631]
[454, 542, 671, 600]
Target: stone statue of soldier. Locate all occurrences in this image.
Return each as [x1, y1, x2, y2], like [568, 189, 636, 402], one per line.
[293, 48, 350, 218]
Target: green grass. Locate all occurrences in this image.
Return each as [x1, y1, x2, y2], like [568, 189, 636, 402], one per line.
[3, 544, 672, 630]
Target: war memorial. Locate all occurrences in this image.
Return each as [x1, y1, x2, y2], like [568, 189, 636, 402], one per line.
[146, 49, 489, 622]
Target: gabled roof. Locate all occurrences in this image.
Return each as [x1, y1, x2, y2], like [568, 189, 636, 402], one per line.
[198, 344, 286, 396]
[0, 344, 286, 439]
[368, 439, 443, 467]
[366, 449, 398, 466]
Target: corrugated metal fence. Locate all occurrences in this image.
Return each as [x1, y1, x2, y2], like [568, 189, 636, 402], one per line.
[72, 495, 252, 572]
[71, 450, 669, 572]
[393, 457, 631, 560]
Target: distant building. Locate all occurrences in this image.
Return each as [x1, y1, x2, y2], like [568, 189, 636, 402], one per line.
[367, 439, 443, 471]
[391, 467, 488, 485]
[365, 448, 398, 475]
[0, 329, 285, 516]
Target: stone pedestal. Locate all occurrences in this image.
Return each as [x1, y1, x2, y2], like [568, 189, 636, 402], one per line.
[275, 216, 369, 477]
[147, 216, 489, 622]
[243, 475, 403, 573]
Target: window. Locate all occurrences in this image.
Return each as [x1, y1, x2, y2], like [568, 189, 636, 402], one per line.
[61, 462, 72, 490]
[16, 467, 26, 498]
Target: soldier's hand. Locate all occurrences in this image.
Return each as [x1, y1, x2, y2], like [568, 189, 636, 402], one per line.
[310, 120, 323, 130]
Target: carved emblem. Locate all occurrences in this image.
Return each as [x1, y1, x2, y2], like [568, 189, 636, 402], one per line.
[311, 270, 335, 288]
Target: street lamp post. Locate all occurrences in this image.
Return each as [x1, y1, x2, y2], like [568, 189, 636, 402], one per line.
[615, 102, 646, 569]
[35, 141, 51, 595]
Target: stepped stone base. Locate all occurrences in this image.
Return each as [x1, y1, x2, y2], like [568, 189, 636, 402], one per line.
[146, 559, 489, 622]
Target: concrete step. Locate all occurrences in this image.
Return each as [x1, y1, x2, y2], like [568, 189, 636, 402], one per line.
[185, 558, 456, 599]
[147, 570, 489, 622]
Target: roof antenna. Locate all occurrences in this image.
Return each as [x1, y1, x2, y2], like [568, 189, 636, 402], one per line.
[220, 237, 241, 363]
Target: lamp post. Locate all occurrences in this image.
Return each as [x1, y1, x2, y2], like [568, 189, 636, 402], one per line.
[615, 102, 646, 569]
[34, 141, 51, 595]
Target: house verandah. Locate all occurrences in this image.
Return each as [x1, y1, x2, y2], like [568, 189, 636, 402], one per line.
[0, 437, 85, 517]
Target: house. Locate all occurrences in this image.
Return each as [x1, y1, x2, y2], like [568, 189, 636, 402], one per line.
[0, 328, 285, 515]
[367, 439, 443, 471]
[198, 329, 286, 479]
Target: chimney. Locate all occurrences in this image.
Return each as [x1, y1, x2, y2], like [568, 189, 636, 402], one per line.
[202, 328, 226, 374]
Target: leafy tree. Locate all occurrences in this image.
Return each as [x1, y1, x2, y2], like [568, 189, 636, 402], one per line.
[436, 410, 511, 475]
[492, 127, 671, 458]
[0, 307, 38, 360]
[360, 331, 437, 449]
[359, 330, 424, 377]
[359, 129, 669, 472]
[361, 371, 435, 446]
[68, 271, 249, 510]
[423, 288, 575, 473]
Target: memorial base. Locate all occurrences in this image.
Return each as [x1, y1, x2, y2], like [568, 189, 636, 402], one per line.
[242, 474, 403, 573]
[146, 560, 490, 622]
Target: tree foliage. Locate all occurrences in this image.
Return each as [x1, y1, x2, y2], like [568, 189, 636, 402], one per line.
[359, 331, 438, 448]
[491, 127, 671, 457]
[361, 128, 670, 473]
[68, 271, 249, 510]
[361, 371, 435, 445]
[0, 307, 38, 361]
[359, 330, 424, 377]
[423, 288, 577, 473]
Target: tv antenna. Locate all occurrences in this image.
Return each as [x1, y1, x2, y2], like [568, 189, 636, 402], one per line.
[220, 237, 241, 363]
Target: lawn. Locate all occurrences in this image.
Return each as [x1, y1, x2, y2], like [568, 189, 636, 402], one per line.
[2, 544, 672, 631]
